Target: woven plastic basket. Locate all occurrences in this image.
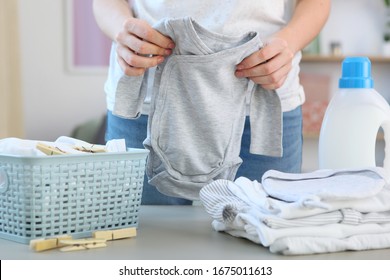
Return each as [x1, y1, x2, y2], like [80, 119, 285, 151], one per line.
[0, 148, 148, 244]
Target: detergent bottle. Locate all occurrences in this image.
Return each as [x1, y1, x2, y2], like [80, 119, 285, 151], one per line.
[318, 56, 390, 174]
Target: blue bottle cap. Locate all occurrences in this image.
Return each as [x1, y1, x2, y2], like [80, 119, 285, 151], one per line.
[339, 57, 373, 88]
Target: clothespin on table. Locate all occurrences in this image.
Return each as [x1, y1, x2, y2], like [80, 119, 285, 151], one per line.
[59, 238, 107, 252]
[29, 235, 72, 252]
[29, 227, 136, 253]
[92, 227, 137, 241]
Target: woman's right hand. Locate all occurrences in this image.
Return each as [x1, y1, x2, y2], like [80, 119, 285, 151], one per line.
[115, 17, 175, 76]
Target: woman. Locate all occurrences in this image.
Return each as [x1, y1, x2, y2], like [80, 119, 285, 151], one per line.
[93, 0, 331, 204]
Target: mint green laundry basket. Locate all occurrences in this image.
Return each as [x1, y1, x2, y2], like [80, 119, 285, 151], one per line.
[0, 148, 148, 244]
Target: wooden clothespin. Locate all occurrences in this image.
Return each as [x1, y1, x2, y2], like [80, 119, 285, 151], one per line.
[59, 238, 107, 252]
[36, 142, 68, 156]
[73, 144, 107, 153]
[92, 227, 137, 241]
[29, 235, 72, 252]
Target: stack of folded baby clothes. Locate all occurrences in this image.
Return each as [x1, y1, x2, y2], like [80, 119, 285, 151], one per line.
[199, 168, 390, 255]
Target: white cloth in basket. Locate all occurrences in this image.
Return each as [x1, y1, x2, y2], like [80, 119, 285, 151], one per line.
[0, 137, 126, 156]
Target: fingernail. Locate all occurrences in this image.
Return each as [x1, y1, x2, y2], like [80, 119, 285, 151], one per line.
[235, 71, 243, 77]
[236, 64, 244, 70]
[165, 49, 172, 55]
[157, 56, 164, 64]
[168, 42, 176, 49]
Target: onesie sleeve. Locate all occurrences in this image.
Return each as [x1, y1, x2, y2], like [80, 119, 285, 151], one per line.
[249, 85, 283, 157]
[113, 70, 148, 119]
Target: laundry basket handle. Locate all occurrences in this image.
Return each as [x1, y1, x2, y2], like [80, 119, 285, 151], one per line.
[0, 168, 8, 194]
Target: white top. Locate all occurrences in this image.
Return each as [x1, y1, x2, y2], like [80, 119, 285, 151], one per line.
[104, 0, 305, 114]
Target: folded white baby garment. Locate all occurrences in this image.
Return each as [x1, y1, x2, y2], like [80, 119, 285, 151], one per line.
[0, 138, 46, 156]
[262, 168, 388, 203]
[238, 213, 390, 246]
[199, 179, 250, 223]
[269, 232, 390, 255]
[263, 209, 390, 229]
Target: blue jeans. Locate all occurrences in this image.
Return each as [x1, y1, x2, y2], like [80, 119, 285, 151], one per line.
[106, 106, 302, 205]
[237, 106, 303, 181]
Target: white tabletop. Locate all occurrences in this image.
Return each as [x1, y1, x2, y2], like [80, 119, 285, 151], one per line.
[1, 205, 390, 260]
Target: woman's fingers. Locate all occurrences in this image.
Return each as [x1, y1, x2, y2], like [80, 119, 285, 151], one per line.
[235, 37, 294, 89]
[116, 44, 165, 75]
[122, 18, 175, 52]
[115, 18, 175, 76]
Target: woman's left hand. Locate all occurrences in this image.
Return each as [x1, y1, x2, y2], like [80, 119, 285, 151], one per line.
[235, 37, 294, 90]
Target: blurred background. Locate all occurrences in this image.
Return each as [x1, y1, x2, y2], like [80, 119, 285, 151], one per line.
[1, 0, 390, 171]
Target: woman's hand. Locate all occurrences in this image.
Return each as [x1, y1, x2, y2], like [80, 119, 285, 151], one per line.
[116, 17, 175, 76]
[235, 37, 294, 90]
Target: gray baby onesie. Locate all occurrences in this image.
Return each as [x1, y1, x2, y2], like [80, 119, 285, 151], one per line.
[113, 17, 282, 200]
